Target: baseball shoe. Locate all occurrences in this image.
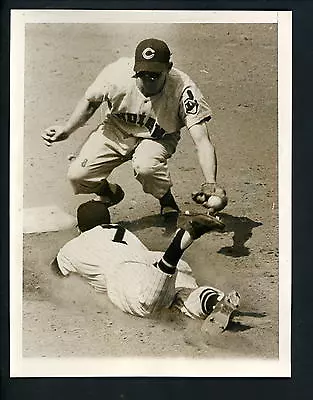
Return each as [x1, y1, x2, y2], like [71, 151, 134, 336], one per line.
[178, 211, 225, 239]
[201, 290, 241, 335]
[160, 190, 180, 218]
[95, 181, 125, 207]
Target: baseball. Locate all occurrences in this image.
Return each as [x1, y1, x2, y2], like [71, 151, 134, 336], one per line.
[206, 195, 224, 209]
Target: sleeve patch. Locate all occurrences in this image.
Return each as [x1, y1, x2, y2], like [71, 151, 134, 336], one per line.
[182, 88, 199, 115]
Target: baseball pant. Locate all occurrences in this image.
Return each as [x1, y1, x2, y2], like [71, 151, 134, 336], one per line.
[55, 225, 222, 318]
[56, 225, 177, 317]
[67, 122, 179, 199]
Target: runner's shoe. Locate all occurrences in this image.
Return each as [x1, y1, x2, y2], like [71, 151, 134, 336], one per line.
[178, 211, 225, 239]
[201, 290, 241, 335]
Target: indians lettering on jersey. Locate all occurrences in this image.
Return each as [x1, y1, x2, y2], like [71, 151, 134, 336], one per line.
[85, 57, 212, 139]
[114, 112, 166, 139]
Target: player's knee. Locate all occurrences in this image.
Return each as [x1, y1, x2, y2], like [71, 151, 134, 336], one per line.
[67, 160, 88, 184]
[133, 160, 157, 178]
[67, 163, 90, 194]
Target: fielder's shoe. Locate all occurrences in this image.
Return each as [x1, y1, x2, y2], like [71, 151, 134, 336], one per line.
[178, 211, 225, 239]
[201, 290, 241, 335]
[160, 190, 180, 218]
[95, 181, 125, 208]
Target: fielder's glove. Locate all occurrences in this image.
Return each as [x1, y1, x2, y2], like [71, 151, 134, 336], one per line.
[192, 183, 228, 214]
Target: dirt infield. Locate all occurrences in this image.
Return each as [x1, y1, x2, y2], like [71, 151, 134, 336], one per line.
[22, 23, 279, 366]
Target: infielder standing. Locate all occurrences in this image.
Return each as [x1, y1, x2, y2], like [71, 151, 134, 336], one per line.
[42, 38, 227, 217]
[51, 200, 239, 326]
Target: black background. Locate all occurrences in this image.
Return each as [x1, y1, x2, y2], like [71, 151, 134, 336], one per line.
[1, 1, 313, 399]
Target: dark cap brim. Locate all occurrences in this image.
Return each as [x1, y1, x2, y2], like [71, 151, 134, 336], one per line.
[134, 60, 170, 73]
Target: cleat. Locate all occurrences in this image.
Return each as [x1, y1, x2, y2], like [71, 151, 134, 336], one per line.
[178, 211, 225, 239]
[160, 205, 180, 218]
[201, 290, 241, 335]
[160, 190, 180, 218]
[95, 182, 125, 208]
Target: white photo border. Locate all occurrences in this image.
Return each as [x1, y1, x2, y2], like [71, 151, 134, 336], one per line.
[10, 9, 291, 378]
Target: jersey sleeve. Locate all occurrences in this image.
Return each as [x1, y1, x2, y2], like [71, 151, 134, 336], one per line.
[84, 58, 130, 103]
[178, 82, 213, 129]
[84, 68, 110, 103]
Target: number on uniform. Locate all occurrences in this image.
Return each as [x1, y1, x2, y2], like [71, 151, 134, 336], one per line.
[101, 224, 127, 245]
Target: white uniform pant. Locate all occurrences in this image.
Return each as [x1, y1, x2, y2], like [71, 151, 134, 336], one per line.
[55, 226, 223, 319]
[67, 122, 179, 199]
[57, 226, 178, 317]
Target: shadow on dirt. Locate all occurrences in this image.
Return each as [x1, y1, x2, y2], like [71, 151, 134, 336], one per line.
[238, 311, 267, 318]
[217, 213, 263, 257]
[119, 213, 178, 236]
[119, 212, 263, 251]
[228, 310, 269, 332]
[228, 321, 251, 332]
[228, 311, 266, 332]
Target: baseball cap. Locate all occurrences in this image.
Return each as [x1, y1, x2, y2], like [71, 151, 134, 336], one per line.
[77, 200, 111, 232]
[134, 38, 171, 73]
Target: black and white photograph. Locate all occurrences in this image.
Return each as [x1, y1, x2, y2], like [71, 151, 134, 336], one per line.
[10, 10, 291, 377]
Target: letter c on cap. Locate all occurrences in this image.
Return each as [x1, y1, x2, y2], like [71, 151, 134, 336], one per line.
[142, 47, 155, 60]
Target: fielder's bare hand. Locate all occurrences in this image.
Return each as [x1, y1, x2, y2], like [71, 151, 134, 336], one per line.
[192, 183, 228, 215]
[42, 125, 70, 147]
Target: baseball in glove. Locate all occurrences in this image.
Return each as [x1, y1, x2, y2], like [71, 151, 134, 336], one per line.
[192, 183, 228, 214]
